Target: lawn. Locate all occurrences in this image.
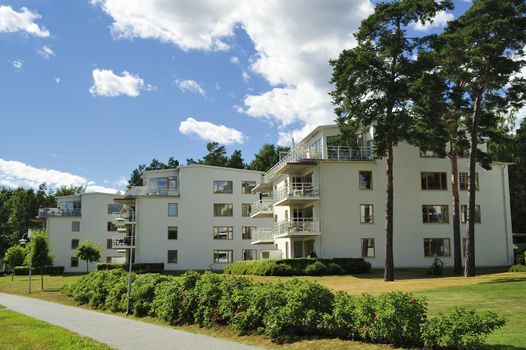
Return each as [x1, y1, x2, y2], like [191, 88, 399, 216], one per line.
[1, 270, 525, 350]
[0, 304, 112, 350]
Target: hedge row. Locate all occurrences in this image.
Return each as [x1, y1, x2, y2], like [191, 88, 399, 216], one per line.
[508, 264, 526, 272]
[14, 266, 65, 275]
[224, 258, 371, 276]
[96, 263, 164, 274]
[64, 270, 505, 348]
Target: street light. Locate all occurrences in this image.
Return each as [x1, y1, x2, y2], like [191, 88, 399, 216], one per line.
[114, 205, 135, 316]
[19, 229, 34, 294]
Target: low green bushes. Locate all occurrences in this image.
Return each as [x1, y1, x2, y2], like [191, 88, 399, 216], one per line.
[508, 264, 526, 272]
[224, 258, 370, 276]
[64, 270, 505, 348]
[96, 263, 164, 273]
[14, 266, 65, 275]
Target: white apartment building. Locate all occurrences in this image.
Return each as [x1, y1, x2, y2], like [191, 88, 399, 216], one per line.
[250, 125, 514, 268]
[38, 166, 274, 272]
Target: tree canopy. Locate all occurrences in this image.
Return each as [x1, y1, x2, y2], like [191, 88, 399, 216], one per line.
[76, 240, 102, 273]
[128, 157, 180, 187]
[247, 144, 290, 172]
[186, 142, 245, 169]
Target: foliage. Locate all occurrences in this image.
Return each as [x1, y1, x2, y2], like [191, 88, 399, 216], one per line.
[26, 230, 53, 290]
[421, 306, 506, 349]
[96, 263, 164, 273]
[187, 142, 245, 169]
[508, 264, 526, 272]
[305, 261, 330, 276]
[105, 276, 130, 312]
[427, 258, 444, 276]
[193, 272, 224, 327]
[13, 266, 64, 275]
[128, 273, 170, 317]
[247, 144, 290, 172]
[64, 269, 126, 309]
[3, 246, 26, 275]
[218, 276, 254, 328]
[321, 292, 360, 339]
[128, 157, 179, 187]
[53, 185, 86, 197]
[76, 240, 101, 273]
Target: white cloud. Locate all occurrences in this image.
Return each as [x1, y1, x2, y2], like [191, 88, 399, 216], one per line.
[0, 158, 119, 193]
[89, 68, 152, 97]
[37, 45, 54, 59]
[0, 5, 50, 37]
[11, 59, 23, 70]
[242, 71, 250, 83]
[55, 77, 60, 84]
[410, 11, 454, 32]
[179, 117, 245, 144]
[230, 56, 239, 64]
[176, 79, 205, 96]
[92, 1, 375, 144]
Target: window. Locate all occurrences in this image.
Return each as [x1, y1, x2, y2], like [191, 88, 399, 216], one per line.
[213, 180, 233, 193]
[214, 203, 233, 216]
[71, 239, 79, 250]
[70, 257, 79, 267]
[422, 205, 449, 223]
[107, 221, 118, 232]
[419, 150, 440, 158]
[241, 204, 251, 217]
[149, 176, 177, 194]
[213, 249, 233, 263]
[359, 171, 373, 190]
[461, 205, 481, 223]
[167, 250, 178, 264]
[421, 172, 447, 190]
[72, 221, 80, 232]
[242, 226, 256, 240]
[242, 249, 257, 261]
[423, 238, 451, 257]
[361, 238, 375, 258]
[462, 237, 467, 256]
[107, 239, 112, 249]
[168, 226, 178, 240]
[214, 226, 233, 240]
[360, 204, 374, 224]
[459, 172, 479, 191]
[107, 204, 123, 214]
[168, 203, 178, 217]
[242, 181, 256, 194]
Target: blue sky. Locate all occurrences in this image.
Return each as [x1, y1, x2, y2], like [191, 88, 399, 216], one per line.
[0, 0, 484, 192]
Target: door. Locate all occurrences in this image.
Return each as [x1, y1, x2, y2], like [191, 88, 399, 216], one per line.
[293, 240, 303, 258]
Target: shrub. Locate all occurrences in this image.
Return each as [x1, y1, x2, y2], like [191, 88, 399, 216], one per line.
[327, 263, 345, 275]
[151, 271, 200, 324]
[353, 293, 378, 342]
[322, 292, 359, 339]
[421, 306, 506, 349]
[105, 276, 130, 312]
[508, 264, 526, 272]
[193, 272, 224, 327]
[129, 273, 170, 317]
[218, 276, 254, 327]
[96, 263, 164, 273]
[14, 266, 65, 275]
[65, 269, 126, 308]
[305, 261, 329, 276]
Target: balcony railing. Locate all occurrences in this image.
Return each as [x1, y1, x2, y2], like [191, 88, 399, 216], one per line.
[125, 185, 179, 197]
[112, 213, 135, 224]
[250, 198, 273, 216]
[327, 146, 373, 161]
[275, 218, 320, 237]
[38, 208, 81, 218]
[111, 236, 135, 249]
[274, 183, 319, 203]
[251, 227, 274, 244]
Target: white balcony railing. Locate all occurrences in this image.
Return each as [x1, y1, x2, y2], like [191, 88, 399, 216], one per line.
[327, 146, 373, 161]
[38, 208, 81, 218]
[275, 218, 320, 236]
[111, 236, 135, 249]
[250, 198, 273, 215]
[112, 212, 135, 223]
[125, 185, 179, 197]
[251, 227, 274, 243]
[273, 183, 319, 203]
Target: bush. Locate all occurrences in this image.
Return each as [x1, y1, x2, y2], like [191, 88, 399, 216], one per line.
[105, 276, 130, 312]
[193, 272, 224, 327]
[65, 269, 126, 308]
[129, 273, 170, 317]
[322, 292, 359, 339]
[422, 306, 506, 349]
[14, 266, 65, 275]
[218, 276, 254, 328]
[151, 271, 200, 324]
[96, 263, 164, 273]
[305, 261, 329, 276]
[508, 264, 526, 272]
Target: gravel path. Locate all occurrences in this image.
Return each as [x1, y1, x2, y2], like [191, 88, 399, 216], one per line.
[0, 293, 263, 350]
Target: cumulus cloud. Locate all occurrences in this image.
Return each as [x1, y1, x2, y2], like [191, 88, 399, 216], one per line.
[89, 68, 153, 97]
[91, 0, 375, 145]
[229, 56, 239, 64]
[37, 45, 54, 59]
[0, 5, 50, 37]
[410, 11, 454, 31]
[0, 158, 119, 193]
[11, 59, 23, 70]
[176, 79, 205, 96]
[179, 117, 245, 144]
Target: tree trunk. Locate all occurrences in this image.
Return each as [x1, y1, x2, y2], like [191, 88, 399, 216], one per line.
[86, 261, 89, 274]
[11, 272, 14, 281]
[40, 268, 44, 291]
[384, 142, 395, 282]
[464, 90, 482, 277]
[450, 138, 462, 275]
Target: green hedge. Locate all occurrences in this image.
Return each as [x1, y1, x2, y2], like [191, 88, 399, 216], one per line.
[508, 264, 526, 272]
[96, 263, 164, 273]
[64, 270, 505, 347]
[14, 266, 65, 275]
[224, 258, 371, 276]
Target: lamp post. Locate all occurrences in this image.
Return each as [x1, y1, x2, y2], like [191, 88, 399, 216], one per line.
[19, 229, 33, 294]
[115, 205, 135, 316]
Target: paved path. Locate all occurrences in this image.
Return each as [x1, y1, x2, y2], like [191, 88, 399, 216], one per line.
[0, 293, 263, 350]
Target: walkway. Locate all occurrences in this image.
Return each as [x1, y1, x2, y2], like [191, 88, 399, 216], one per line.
[0, 293, 263, 350]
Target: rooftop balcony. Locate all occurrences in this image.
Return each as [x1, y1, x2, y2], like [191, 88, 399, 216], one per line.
[124, 185, 179, 197]
[111, 236, 135, 249]
[250, 198, 273, 218]
[251, 227, 274, 245]
[38, 208, 81, 218]
[274, 218, 321, 239]
[274, 183, 319, 206]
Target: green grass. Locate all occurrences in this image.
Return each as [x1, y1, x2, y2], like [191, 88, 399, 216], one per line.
[0, 304, 112, 350]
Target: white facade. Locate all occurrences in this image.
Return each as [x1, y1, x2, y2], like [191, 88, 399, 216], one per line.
[250, 125, 514, 268]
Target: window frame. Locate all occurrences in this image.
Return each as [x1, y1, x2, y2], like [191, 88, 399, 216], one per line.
[70, 257, 79, 267]
[241, 203, 252, 217]
[360, 204, 374, 224]
[460, 205, 481, 224]
[213, 249, 234, 263]
[107, 204, 123, 214]
[459, 172, 479, 191]
[423, 238, 451, 257]
[242, 226, 256, 240]
[421, 172, 448, 191]
[422, 204, 450, 224]
[213, 203, 233, 217]
[71, 221, 80, 232]
[359, 171, 373, 190]
[213, 180, 233, 194]
[213, 226, 233, 240]
[167, 226, 178, 240]
[71, 239, 79, 250]
[106, 239, 112, 249]
[168, 203, 178, 217]
[167, 250, 178, 264]
[361, 238, 375, 258]
[107, 221, 118, 232]
[242, 249, 258, 261]
[241, 180, 256, 194]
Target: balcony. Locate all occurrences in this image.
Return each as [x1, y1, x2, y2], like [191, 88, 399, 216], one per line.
[124, 185, 179, 197]
[250, 199, 273, 218]
[112, 213, 135, 225]
[274, 218, 321, 238]
[38, 208, 81, 218]
[274, 183, 319, 206]
[251, 228, 274, 244]
[111, 236, 135, 249]
[327, 146, 373, 161]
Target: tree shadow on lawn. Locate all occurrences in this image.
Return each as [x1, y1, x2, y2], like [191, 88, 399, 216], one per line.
[356, 267, 510, 281]
[479, 276, 526, 285]
[481, 344, 526, 350]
